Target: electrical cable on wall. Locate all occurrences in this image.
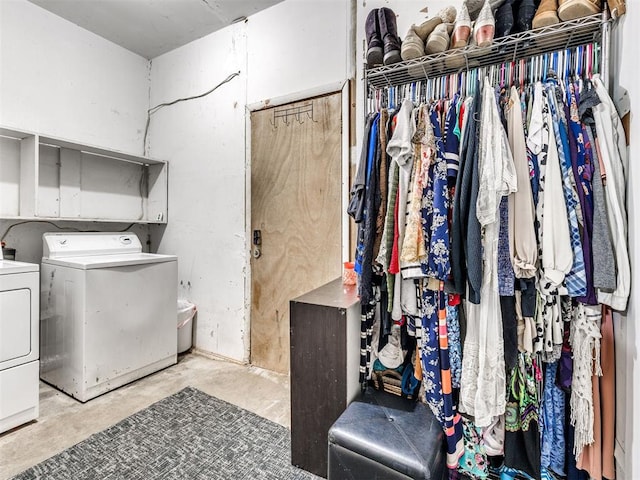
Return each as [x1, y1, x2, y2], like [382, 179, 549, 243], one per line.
[143, 71, 241, 153]
[0, 221, 135, 243]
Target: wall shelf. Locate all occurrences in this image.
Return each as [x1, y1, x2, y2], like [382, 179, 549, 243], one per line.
[365, 14, 604, 89]
[0, 127, 168, 224]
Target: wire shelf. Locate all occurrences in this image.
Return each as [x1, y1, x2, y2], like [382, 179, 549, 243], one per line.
[365, 14, 604, 89]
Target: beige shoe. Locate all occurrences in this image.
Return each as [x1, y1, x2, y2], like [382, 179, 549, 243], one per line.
[425, 23, 453, 54]
[401, 27, 425, 60]
[451, 1, 472, 48]
[607, 0, 626, 18]
[532, 0, 560, 28]
[413, 6, 457, 41]
[558, 0, 602, 21]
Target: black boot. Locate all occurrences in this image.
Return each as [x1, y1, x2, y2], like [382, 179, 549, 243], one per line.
[495, 0, 516, 38]
[516, 0, 538, 32]
[365, 9, 383, 67]
[378, 7, 401, 65]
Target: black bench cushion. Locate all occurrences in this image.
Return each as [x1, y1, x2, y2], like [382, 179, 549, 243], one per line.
[328, 389, 446, 480]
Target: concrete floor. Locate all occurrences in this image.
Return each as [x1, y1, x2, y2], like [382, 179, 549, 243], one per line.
[0, 353, 290, 480]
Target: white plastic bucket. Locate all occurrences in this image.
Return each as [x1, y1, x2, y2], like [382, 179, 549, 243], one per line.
[177, 300, 196, 354]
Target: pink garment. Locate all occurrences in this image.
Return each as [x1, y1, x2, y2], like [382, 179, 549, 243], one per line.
[577, 305, 615, 479]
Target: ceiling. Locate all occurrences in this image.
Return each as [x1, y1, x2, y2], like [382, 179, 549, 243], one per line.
[27, 0, 284, 59]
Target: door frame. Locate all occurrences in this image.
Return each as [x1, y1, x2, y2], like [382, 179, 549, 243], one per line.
[244, 80, 352, 364]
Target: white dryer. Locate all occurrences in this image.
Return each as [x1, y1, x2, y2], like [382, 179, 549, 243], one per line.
[40, 232, 177, 402]
[0, 252, 39, 434]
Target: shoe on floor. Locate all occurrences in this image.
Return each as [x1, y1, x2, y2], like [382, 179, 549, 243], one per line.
[451, 1, 472, 48]
[558, 0, 602, 21]
[474, 0, 495, 47]
[532, 0, 560, 28]
[401, 27, 425, 60]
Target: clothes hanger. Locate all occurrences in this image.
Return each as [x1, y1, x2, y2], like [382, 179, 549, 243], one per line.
[465, 70, 471, 97]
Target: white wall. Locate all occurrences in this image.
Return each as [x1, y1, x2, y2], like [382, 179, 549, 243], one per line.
[147, 24, 248, 361]
[148, 0, 350, 362]
[613, 6, 639, 478]
[0, 0, 149, 153]
[0, 0, 151, 262]
[246, 0, 349, 104]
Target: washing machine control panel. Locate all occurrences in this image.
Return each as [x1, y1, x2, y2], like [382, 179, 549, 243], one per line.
[43, 232, 142, 258]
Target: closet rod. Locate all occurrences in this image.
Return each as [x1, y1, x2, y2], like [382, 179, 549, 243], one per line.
[365, 12, 608, 90]
[367, 43, 600, 112]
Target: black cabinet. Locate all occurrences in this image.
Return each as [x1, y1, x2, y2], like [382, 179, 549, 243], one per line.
[290, 278, 360, 478]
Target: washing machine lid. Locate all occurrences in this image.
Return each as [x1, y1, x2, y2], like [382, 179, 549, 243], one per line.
[0, 260, 39, 274]
[42, 232, 176, 269]
[41, 252, 177, 270]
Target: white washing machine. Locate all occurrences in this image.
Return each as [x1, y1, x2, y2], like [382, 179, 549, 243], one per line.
[0, 251, 39, 434]
[40, 232, 177, 402]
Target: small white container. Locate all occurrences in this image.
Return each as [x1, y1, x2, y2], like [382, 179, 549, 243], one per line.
[177, 300, 196, 354]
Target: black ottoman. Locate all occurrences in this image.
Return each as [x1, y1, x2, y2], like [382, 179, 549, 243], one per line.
[327, 389, 446, 480]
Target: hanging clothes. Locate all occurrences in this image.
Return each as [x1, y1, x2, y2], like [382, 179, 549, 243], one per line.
[591, 75, 630, 311]
[387, 98, 417, 320]
[506, 85, 537, 279]
[547, 78, 587, 298]
[352, 47, 627, 479]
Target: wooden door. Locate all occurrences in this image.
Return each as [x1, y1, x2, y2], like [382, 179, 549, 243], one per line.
[250, 92, 342, 374]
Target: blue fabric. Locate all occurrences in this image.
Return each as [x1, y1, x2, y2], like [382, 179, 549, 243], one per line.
[498, 196, 515, 295]
[444, 95, 461, 183]
[540, 361, 566, 476]
[446, 304, 462, 389]
[423, 108, 451, 281]
[458, 417, 489, 479]
[354, 114, 380, 277]
[422, 292, 445, 425]
[545, 84, 587, 297]
[401, 360, 420, 397]
[566, 80, 597, 305]
[421, 287, 463, 469]
[498, 464, 535, 480]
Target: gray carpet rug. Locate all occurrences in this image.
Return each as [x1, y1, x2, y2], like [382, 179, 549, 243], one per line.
[13, 387, 321, 480]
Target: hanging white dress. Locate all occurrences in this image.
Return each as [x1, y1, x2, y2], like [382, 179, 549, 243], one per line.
[592, 76, 630, 311]
[459, 77, 516, 428]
